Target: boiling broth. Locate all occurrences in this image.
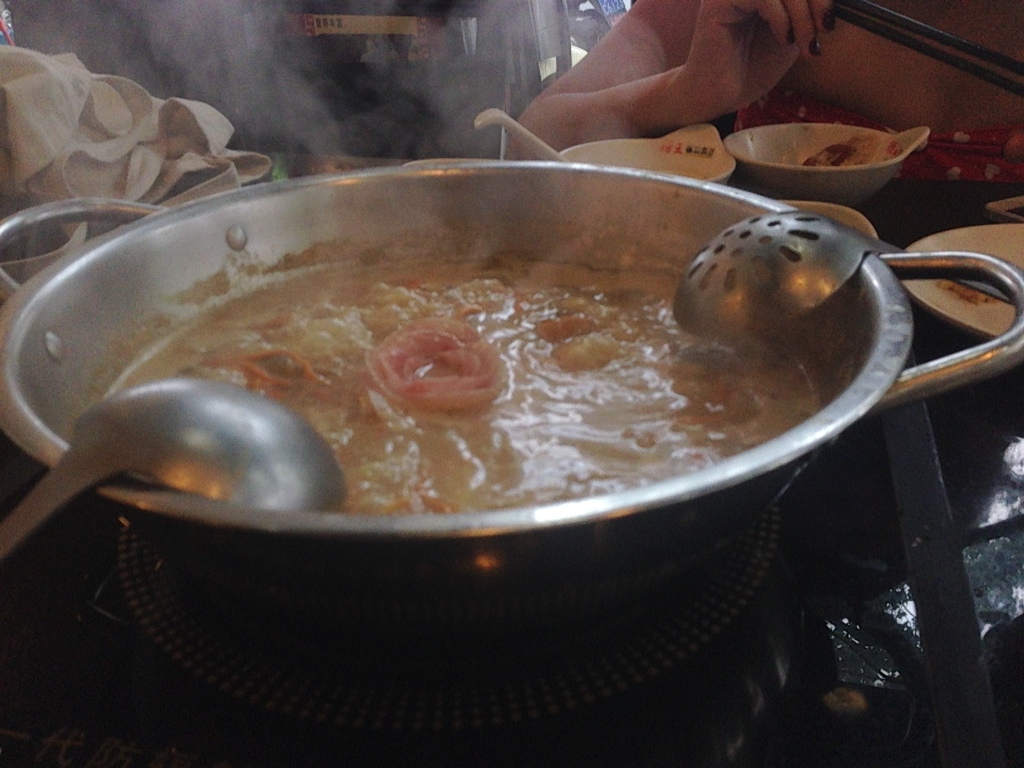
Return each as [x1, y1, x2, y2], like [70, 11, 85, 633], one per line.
[113, 258, 820, 515]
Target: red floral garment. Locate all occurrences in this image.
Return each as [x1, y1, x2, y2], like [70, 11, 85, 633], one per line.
[735, 88, 1024, 182]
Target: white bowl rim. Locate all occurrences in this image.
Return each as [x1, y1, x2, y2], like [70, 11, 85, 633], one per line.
[562, 125, 736, 182]
[724, 124, 914, 173]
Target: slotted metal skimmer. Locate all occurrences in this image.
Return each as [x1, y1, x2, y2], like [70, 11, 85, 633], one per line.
[673, 211, 885, 338]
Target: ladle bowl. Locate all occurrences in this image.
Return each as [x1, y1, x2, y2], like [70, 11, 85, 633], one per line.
[0, 377, 346, 561]
[673, 210, 885, 339]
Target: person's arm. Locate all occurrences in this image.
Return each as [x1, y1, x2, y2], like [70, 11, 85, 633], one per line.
[517, 0, 833, 151]
[534, 0, 702, 96]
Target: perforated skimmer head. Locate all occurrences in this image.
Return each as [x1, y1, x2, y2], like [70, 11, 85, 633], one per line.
[673, 211, 885, 339]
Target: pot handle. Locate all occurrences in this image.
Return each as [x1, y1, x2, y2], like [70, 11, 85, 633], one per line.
[0, 197, 163, 299]
[872, 249, 1024, 413]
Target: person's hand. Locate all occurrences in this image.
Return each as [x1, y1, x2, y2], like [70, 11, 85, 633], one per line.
[516, 0, 834, 151]
[671, 0, 834, 123]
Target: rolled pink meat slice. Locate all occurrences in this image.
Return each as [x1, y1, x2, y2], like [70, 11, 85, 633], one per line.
[366, 317, 505, 412]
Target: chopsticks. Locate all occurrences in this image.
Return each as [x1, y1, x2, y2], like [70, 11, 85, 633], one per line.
[833, 0, 1024, 96]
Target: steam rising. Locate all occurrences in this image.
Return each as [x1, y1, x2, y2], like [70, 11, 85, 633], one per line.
[16, 0, 519, 159]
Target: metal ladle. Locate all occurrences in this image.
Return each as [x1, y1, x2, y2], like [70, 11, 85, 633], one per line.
[673, 210, 883, 338]
[0, 377, 346, 562]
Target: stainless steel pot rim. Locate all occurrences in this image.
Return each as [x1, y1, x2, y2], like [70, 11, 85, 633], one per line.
[0, 163, 912, 538]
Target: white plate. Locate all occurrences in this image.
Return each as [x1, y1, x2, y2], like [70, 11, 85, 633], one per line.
[903, 224, 1024, 337]
[985, 195, 1024, 223]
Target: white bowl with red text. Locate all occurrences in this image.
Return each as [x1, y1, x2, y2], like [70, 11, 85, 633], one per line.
[561, 123, 735, 184]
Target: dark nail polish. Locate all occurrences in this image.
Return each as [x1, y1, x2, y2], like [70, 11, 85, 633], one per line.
[810, 36, 821, 55]
[787, 27, 796, 44]
[823, 9, 836, 31]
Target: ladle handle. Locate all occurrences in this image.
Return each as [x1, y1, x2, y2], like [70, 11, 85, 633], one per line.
[871, 250, 1024, 413]
[0, 446, 119, 561]
[0, 198, 162, 299]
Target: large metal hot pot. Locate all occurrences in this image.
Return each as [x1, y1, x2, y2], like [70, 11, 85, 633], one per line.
[1, 163, 1023, 634]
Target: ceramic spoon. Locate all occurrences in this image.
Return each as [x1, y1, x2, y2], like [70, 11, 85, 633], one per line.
[473, 108, 565, 161]
[877, 126, 931, 163]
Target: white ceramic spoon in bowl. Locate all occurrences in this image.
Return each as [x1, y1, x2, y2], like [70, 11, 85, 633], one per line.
[474, 109, 735, 182]
[878, 125, 931, 163]
[793, 125, 931, 167]
[473, 108, 565, 162]
[837, 125, 931, 166]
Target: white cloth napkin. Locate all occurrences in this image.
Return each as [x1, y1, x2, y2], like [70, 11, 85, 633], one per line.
[0, 47, 272, 209]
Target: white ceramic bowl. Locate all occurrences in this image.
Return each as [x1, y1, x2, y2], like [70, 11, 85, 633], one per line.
[562, 123, 735, 183]
[724, 123, 930, 206]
